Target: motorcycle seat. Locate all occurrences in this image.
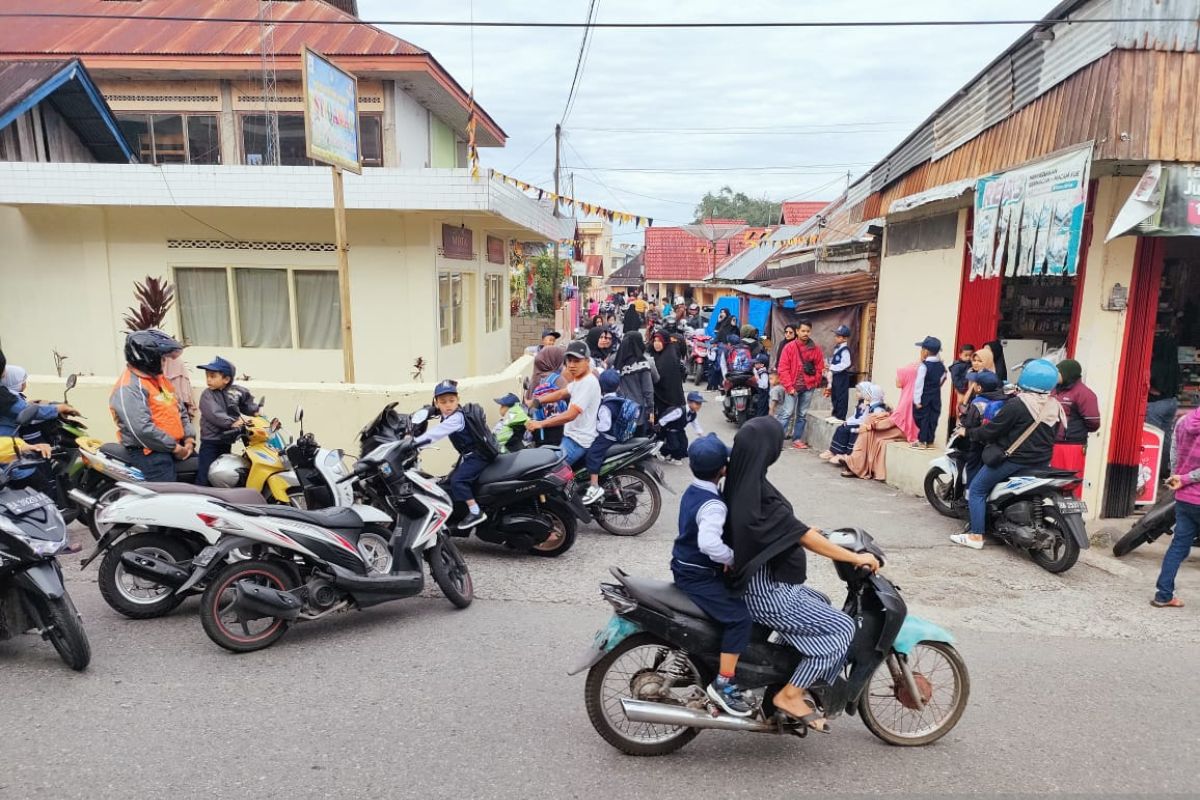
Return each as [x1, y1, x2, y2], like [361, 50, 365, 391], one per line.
[612, 569, 713, 621]
[1016, 467, 1080, 479]
[99, 442, 132, 462]
[226, 503, 364, 531]
[142, 482, 267, 505]
[605, 437, 652, 458]
[478, 448, 563, 484]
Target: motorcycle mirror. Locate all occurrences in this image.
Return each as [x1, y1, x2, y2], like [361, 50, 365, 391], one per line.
[257, 396, 266, 409]
[411, 407, 429, 425]
[16, 405, 40, 426]
[64, 373, 78, 401]
[270, 418, 282, 432]
[294, 405, 304, 424]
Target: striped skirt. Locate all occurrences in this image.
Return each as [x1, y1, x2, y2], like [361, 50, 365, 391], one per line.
[744, 567, 856, 688]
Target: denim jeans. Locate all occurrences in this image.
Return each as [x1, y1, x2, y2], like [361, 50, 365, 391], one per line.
[1146, 397, 1179, 466]
[967, 460, 1027, 534]
[124, 448, 178, 483]
[561, 436, 587, 466]
[791, 390, 815, 442]
[1155, 499, 1199, 603]
[775, 392, 797, 439]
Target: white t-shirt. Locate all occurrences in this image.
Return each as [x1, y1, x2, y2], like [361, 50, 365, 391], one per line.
[565, 372, 602, 447]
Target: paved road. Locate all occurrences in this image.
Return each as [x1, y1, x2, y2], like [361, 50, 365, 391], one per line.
[3, 402, 1198, 798]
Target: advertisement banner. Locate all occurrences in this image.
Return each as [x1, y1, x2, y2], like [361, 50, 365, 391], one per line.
[971, 145, 1092, 282]
[301, 47, 361, 174]
[1136, 424, 1164, 506]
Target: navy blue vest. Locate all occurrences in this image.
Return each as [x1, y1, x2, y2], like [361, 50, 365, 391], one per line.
[920, 360, 947, 406]
[671, 483, 724, 570]
[447, 411, 478, 457]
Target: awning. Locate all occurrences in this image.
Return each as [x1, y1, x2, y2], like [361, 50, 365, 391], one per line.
[888, 178, 976, 215]
[758, 271, 878, 313]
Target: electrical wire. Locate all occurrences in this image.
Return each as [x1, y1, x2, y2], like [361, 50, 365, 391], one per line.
[506, 130, 554, 174]
[560, 0, 599, 125]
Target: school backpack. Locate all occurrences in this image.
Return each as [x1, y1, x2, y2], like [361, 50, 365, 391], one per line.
[532, 370, 568, 418]
[461, 402, 501, 461]
[726, 345, 753, 374]
[601, 396, 641, 443]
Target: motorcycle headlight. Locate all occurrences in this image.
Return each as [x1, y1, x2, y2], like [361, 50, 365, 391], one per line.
[0, 518, 68, 556]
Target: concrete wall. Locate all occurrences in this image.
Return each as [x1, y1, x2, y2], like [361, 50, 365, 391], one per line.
[871, 208, 967, 432]
[510, 314, 555, 361]
[429, 117, 456, 169]
[393, 85, 431, 168]
[25, 357, 532, 476]
[0, 204, 511, 386]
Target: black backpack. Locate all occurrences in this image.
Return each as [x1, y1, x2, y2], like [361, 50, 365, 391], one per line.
[461, 403, 501, 461]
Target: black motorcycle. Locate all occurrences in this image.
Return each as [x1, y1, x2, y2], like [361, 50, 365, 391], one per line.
[1112, 494, 1184, 557]
[0, 417, 91, 671]
[12, 374, 89, 525]
[572, 529, 969, 755]
[722, 372, 756, 426]
[359, 404, 591, 557]
[570, 436, 666, 536]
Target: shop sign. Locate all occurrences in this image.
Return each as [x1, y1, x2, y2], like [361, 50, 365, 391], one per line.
[971, 144, 1092, 282]
[486, 235, 506, 264]
[1136, 424, 1164, 506]
[1109, 163, 1200, 240]
[301, 47, 361, 174]
[442, 224, 474, 260]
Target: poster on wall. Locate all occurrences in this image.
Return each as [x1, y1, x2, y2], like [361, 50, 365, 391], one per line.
[301, 47, 361, 174]
[1136, 424, 1164, 506]
[971, 144, 1091, 281]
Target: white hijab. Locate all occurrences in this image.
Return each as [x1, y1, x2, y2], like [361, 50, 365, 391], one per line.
[1, 364, 27, 394]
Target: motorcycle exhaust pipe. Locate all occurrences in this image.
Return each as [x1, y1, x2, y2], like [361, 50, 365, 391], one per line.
[232, 580, 302, 621]
[68, 488, 98, 510]
[619, 698, 778, 734]
[118, 551, 190, 588]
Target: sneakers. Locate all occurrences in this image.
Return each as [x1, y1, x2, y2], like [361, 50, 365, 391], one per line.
[706, 676, 754, 717]
[792, 441, 809, 450]
[949, 533, 983, 550]
[818, 450, 834, 460]
[582, 485, 605, 505]
[456, 510, 488, 530]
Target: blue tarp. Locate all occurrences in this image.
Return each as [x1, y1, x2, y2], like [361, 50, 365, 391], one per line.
[747, 298, 771, 335]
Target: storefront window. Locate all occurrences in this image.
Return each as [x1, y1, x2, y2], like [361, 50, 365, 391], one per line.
[116, 114, 220, 164]
[242, 112, 383, 167]
[1154, 241, 1200, 410]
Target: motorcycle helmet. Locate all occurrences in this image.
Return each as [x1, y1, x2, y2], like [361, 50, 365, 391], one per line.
[124, 329, 181, 375]
[740, 324, 758, 339]
[1016, 358, 1059, 394]
[688, 303, 699, 312]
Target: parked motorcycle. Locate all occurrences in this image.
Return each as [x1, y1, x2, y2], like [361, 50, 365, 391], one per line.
[71, 437, 199, 538]
[359, 403, 590, 557]
[14, 374, 89, 525]
[924, 432, 1089, 572]
[1112, 495, 1183, 557]
[179, 436, 473, 653]
[686, 332, 712, 385]
[572, 528, 968, 755]
[570, 436, 666, 536]
[0, 415, 91, 670]
[207, 410, 299, 504]
[721, 373, 756, 427]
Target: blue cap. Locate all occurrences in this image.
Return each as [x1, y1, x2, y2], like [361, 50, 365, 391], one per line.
[755, 352, 770, 364]
[494, 392, 520, 407]
[599, 369, 621, 393]
[433, 380, 459, 398]
[688, 434, 728, 476]
[197, 356, 235, 378]
[686, 391, 705, 404]
[966, 370, 1000, 391]
[833, 325, 852, 337]
[915, 335, 942, 353]
[726, 334, 742, 345]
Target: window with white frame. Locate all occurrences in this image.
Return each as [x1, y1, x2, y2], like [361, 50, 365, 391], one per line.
[439, 272, 464, 345]
[174, 266, 342, 349]
[485, 273, 504, 332]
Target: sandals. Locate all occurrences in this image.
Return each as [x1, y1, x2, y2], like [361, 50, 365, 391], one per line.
[1151, 597, 1184, 608]
[840, 470, 857, 478]
[778, 692, 831, 734]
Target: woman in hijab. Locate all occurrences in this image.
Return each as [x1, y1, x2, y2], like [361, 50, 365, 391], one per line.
[890, 362, 920, 443]
[774, 325, 797, 367]
[586, 326, 615, 364]
[725, 417, 880, 730]
[981, 340, 1008, 383]
[0, 355, 75, 438]
[622, 301, 644, 335]
[613, 333, 655, 432]
[651, 331, 688, 461]
[527, 346, 567, 446]
[837, 388, 907, 478]
[714, 308, 736, 344]
[820, 381, 886, 461]
[1, 364, 28, 397]
[1049, 359, 1099, 496]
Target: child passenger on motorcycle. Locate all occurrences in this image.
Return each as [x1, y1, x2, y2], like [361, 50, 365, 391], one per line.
[195, 356, 260, 486]
[416, 381, 498, 531]
[670, 434, 754, 718]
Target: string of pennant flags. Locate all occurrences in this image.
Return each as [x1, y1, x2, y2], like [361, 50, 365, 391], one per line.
[490, 170, 654, 227]
[695, 229, 826, 254]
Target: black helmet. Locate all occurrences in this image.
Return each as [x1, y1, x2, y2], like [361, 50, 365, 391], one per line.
[124, 329, 181, 375]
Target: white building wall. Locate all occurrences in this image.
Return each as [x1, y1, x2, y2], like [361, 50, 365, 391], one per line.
[393, 85, 431, 169]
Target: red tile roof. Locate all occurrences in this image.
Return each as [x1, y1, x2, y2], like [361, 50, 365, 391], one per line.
[644, 226, 759, 282]
[780, 201, 828, 225]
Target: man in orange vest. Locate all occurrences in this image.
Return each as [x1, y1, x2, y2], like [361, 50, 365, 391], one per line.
[109, 330, 196, 482]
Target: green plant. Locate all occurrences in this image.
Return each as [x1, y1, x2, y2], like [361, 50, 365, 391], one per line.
[122, 276, 175, 332]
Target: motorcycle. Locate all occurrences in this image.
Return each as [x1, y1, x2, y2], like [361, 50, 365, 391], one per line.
[71, 436, 199, 538]
[178, 436, 473, 653]
[572, 528, 968, 755]
[359, 403, 590, 557]
[0, 413, 91, 670]
[14, 373, 89, 525]
[206, 409, 300, 504]
[722, 373, 756, 427]
[569, 436, 666, 537]
[1112, 495, 1183, 557]
[686, 332, 712, 386]
[924, 432, 1090, 573]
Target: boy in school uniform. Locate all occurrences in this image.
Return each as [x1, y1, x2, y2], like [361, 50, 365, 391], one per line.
[913, 336, 948, 449]
[670, 433, 754, 717]
[492, 392, 529, 453]
[583, 370, 628, 505]
[947, 343, 976, 437]
[753, 353, 771, 418]
[826, 325, 854, 421]
[195, 356, 260, 486]
[417, 380, 500, 530]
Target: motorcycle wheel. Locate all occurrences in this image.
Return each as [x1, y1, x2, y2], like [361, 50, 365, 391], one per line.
[87, 483, 126, 540]
[528, 508, 577, 558]
[199, 559, 294, 653]
[1112, 525, 1162, 557]
[29, 590, 91, 671]
[427, 537, 474, 608]
[859, 642, 968, 747]
[923, 467, 960, 519]
[1028, 510, 1080, 574]
[584, 633, 704, 757]
[357, 527, 393, 574]
[594, 468, 662, 537]
[97, 531, 191, 619]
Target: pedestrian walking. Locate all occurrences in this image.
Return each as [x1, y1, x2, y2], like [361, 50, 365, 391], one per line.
[1152, 404, 1200, 608]
[776, 320, 825, 449]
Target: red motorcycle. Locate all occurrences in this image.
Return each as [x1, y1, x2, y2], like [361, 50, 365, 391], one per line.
[686, 332, 712, 385]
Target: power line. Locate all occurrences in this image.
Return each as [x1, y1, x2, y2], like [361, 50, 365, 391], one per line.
[506, 130, 554, 173]
[560, 0, 599, 125]
[570, 122, 915, 132]
[3, 12, 1189, 28]
[567, 127, 910, 137]
[576, 163, 872, 173]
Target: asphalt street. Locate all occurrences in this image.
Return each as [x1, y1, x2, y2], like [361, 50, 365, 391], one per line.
[3, 401, 1199, 798]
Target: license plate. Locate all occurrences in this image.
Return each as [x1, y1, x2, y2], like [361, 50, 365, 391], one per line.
[1057, 499, 1087, 515]
[732, 388, 750, 396]
[192, 545, 220, 568]
[1, 493, 51, 515]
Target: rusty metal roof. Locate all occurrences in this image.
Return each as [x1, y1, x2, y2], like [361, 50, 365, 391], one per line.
[757, 271, 878, 314]
[0, 0, 426, 57]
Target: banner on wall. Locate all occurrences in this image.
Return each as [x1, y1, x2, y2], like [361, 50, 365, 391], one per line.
[971, 144, 1092, 282]
[1108, 162, 1200, 240]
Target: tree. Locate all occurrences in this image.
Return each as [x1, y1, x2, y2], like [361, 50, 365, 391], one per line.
[693, 186, 780, 227]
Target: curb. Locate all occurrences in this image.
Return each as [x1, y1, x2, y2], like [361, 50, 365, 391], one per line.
[1079, 550, 1141, 579]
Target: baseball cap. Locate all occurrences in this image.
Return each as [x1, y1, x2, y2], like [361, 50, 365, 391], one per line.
[966, 370, 1000, 391]
[688, 434, 729, 477]
[599, 369, 621, 393]
[686, 391, 705, 405]
[494, 392, 520, 407]
[565, 340, 589, 360]
[541, 328, 561, 340]
[433, 380, 459, 398]
[197, 356, 236, 378]
[915, 335, 943, 353]
[833, 324, 852, 337]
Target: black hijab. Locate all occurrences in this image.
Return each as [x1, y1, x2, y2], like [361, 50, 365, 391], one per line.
[0, 349, 15, 415]
[613, 333, 649, 373]
[586, 327, 614, 361]
[983, 340, 1008, 383]
[774, 325, 796, 366]
[651, 332, 685, 408]
[622, 305, 643, 333]
[723, 417, 809, 590]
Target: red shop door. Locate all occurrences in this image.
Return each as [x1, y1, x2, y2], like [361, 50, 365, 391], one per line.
[954, 209, 1003, 353]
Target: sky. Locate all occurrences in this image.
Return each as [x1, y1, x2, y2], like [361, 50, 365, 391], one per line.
[359, 0, 1059, 243]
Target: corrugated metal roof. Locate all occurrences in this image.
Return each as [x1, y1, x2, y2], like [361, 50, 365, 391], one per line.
[0, 58, 62, 116]
[779, 201, 826, 225]
[759, 271, 879, 314]
[1115, 0, 1200, 50]
[715, 225, 809, 281]
[0, 0, 425, 57]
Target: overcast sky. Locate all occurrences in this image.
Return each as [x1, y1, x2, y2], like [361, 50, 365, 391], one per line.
[360, 0, 1058, 242]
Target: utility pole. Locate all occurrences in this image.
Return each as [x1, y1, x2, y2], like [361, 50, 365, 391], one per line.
[553, 123, 562, 312]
